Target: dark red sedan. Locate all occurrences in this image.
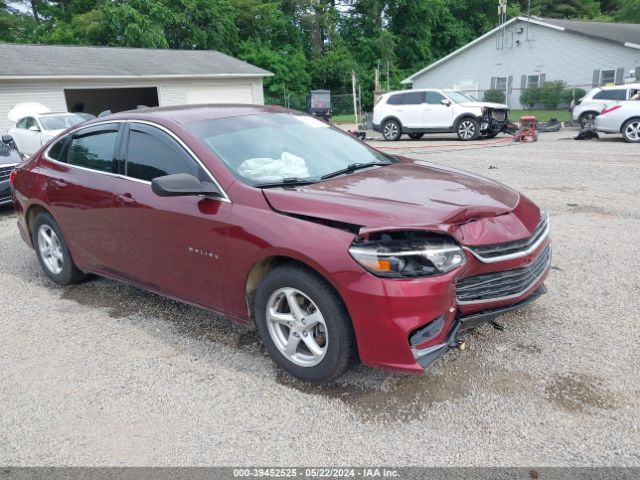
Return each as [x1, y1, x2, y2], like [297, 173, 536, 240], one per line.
[10, 105, 551, 383]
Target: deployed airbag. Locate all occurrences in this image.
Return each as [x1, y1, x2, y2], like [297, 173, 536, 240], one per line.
[238, 152, 309, 182]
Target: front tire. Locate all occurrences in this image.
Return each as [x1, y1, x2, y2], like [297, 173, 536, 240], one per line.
[579, 111, 598, 128]
[456, 118, 480, 141]
[382, 119, 402, 141]
[622, 119, 640, 143]
[254, 263, 356, 383]
[32, 211, 86, 285]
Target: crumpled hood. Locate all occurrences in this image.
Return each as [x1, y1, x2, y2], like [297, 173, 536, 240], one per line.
[459, 101, 509, 110]
[262, 159, 540, 244]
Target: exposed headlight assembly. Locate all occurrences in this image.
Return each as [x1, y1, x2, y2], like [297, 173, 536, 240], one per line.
[349, 232, 466, 278]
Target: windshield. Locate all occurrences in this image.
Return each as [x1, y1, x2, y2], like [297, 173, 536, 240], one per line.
[187, 113, 393, 185]
[444, 91, 476, 103]
[39, 114, 85, 131]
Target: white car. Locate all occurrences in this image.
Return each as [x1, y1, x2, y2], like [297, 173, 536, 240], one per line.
[593, 101, 640, 143]
[373, 89, 511, 141]
[572, 84, 640, 127]
[7, 103, 85, 157]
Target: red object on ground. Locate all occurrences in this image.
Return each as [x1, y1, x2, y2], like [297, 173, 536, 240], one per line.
[519, 115, 538, 142]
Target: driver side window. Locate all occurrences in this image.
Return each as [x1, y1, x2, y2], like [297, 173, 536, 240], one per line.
[125, 124, 208, 183]
[425, 92, 446, 104]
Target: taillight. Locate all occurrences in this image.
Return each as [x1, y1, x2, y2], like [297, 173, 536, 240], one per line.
[601, 104, 622, 115]
[9, 169, 16, 187]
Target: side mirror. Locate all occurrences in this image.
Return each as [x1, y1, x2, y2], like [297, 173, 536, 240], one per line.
[151, 173, 222, 198]
[28, 125, 40, 132]
[440, 99, 452, 106]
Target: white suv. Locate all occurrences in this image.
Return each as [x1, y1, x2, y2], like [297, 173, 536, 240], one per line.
[572, 84, 640, 127]
[373, 89, 511, 141]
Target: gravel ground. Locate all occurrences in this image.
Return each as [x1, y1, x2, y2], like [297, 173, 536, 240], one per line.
[0, 130, 639, 466]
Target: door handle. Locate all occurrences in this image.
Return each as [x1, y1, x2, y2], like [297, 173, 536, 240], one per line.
[50, 178, 67, 189]
[115, 193, 135, 205]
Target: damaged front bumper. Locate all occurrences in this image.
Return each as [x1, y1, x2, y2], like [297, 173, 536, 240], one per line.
[411, 285, 547, 369]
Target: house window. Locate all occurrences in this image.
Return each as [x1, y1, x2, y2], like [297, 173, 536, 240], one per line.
[495, 77, 508, 92]
[600, 69, 616, 85]
[527, 75, 540, 89]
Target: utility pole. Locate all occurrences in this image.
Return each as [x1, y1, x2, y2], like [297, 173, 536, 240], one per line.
[351, 70, 358, 125]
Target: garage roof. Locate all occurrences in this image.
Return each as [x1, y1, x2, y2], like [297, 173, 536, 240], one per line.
[0, 43, 273, 79]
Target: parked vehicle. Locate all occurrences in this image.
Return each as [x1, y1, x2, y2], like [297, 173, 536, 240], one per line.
[572, 84, 640, 127]
[7, 103, 86, 157]
[10, 105, 551, 383]
[306, 90, 332, 121]
[373, 89, 512, 141]
[0, 135, 22, 206]
[594, 101, 640, 143]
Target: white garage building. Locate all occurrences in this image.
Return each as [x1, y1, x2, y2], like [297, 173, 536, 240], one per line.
[0, 43, 272, 131]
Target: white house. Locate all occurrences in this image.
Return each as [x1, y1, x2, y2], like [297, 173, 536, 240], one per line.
[402, 16, 640, 109]
[0, 43, 272, 131]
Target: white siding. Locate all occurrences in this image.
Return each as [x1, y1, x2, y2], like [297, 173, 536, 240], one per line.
[410, 21, 640, 108]
[0, 77, 264, 131]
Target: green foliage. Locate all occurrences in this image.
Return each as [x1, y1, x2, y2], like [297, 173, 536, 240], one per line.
[1, 0, 637, 114]
[483, 89, 506, 104]
[519, 87, 540, 110]
[560, 87, 587, 105]
[539, 80, 566, 109]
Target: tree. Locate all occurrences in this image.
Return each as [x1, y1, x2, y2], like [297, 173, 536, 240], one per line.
[520, 87, 540, 109]
[617, 0, 640, 22]
[539, 80, 566, 109]
[483, 89, 506, 103]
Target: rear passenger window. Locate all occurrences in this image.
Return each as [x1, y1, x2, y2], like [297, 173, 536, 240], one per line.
[68, 130, 117, 173]
[400, 92, 425, 105]
[593, 89, 627, 101]
[387, 94, 403, 105]
[125, 125, 205, 182]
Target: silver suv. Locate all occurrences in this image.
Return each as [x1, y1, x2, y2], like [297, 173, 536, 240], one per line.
[572, 84, 640, 127]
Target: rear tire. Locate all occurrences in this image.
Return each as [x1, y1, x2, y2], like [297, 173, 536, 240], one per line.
[408, 133, 424, 140]
[382, 119, 402, 141]
[621, 119, 640, 143]
[456, 118, 480, 141]
[32, 211, 86, 285]
[254, 263, 356, 383]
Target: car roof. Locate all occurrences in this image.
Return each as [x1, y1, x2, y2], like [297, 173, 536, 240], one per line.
[99, 104, 291, 125]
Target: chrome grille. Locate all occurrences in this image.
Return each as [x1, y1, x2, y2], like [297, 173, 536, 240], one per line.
[469, 211, 549, 261]
[0, 164, 16, 182]
[456, 244, 551, 304]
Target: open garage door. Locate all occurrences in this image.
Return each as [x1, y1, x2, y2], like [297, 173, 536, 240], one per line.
[186, 84, 254, 104]
[64, 87, 159, 116]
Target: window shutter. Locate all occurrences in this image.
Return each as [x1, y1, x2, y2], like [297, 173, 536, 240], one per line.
[507, 75, 513, 93]
[521, 75, 527, 91]
[636, 66, 640, 81]
[490, 77, 497, 89]
[615, 67, 624, 84]
[539, 73, 546, 86]
[592, 70, 600, 87]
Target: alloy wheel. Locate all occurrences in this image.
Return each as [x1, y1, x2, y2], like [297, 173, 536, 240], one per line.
[624, 121, 640, 141]
[266, 287, 328, 367]
[383, 121, 399, 140]
[37, 224, 64, 275]
[458, 120, 476, 140]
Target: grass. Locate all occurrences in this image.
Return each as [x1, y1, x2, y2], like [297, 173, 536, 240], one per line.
[332, 114, 356, 124]
[332, 109, 571, 125]
[508, 109, 571, 122]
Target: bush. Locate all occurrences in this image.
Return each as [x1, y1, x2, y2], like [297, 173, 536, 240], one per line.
[560, 87, 587, 105]
[483, 89, 506, 104]
[539, 80, 566, 109]
[519, 88, 540, 110]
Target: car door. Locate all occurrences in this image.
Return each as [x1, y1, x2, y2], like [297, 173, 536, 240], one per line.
[423, 91, 453, 128]
[43, 123, 119, 272]
[397, 91, 426, 128]
[110, 122, 232, 312]
[10, 117, 42, 157]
